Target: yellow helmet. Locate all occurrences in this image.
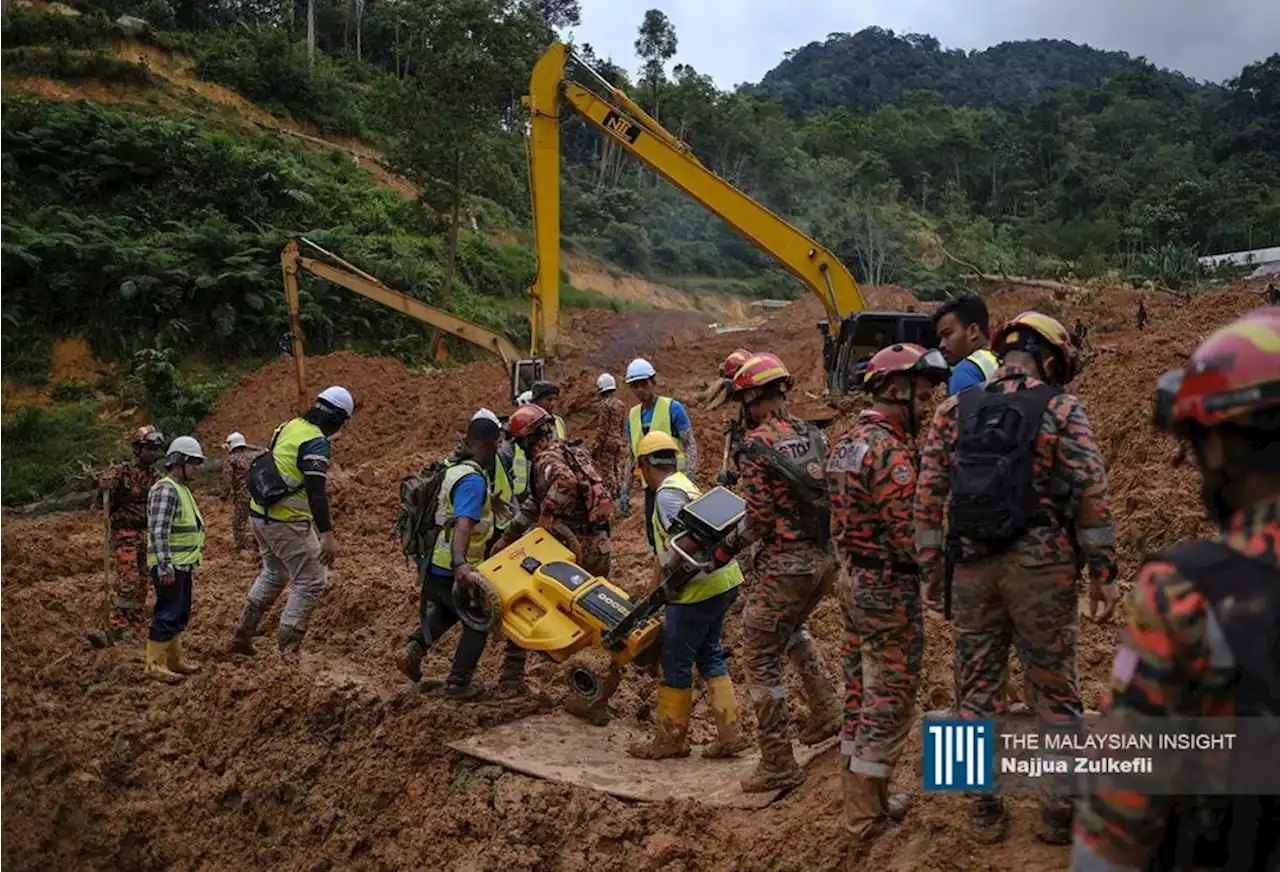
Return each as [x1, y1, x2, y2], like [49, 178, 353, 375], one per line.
[636, 431, 680, 459]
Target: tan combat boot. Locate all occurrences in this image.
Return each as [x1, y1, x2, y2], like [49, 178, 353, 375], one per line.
[167, 633, 201, 675]
[842, 763, 889, 845]
[702, 675, 751, 759]
[228, 599, 266, 655]
[790, 638, 841, 745]
[145, 639, 185, 684]
[627, 686, 693, 760]
[741, 696, 805, 793]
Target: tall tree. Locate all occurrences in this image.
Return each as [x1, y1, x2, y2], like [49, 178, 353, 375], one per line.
[634, 8, 677, 119]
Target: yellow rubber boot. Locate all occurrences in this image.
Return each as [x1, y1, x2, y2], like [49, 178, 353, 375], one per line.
[167, 633, 201, 675]
[145, 640, 185, 684]
[627, 686, 693, 760]
[702, 675, 751, 759]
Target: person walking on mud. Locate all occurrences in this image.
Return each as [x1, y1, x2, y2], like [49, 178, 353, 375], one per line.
[96, 425, 166, 645]
[229, 386, 353, 656]
[590, 373, 629, 503]
[705, 353, 842, 793]
[826, 344, 949, 844]
[621, 358, 698, 543]
[1136, 298, 1149, 331]
[915, 312, 1120, 845]
[143, 437, 207, 683]
[221, 431, 258, 553]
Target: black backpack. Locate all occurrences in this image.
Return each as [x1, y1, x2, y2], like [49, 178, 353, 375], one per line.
[739, 419, 830, 546]
[395, 459, 451, 558]
[948, 382, 1059, 559]
[246, 423, 294, 508]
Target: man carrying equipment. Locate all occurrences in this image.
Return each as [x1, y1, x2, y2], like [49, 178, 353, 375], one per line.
[915, 311, 1120, 844]
[1074, 307, 1280, 872]
[622, 358, 698, 543]
[626, 432, 750, 761]
[706, 353, 842, 793]
[827, 344, 949, 843]
[98, 425, 166, 642]
[229, 385, 353, 655]
[143, 437, 207, 683]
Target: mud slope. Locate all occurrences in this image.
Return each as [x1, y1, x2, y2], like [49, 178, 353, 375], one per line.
[1, 283, 1270, 871]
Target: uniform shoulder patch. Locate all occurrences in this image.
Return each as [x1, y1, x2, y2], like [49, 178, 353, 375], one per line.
[891, 464, 914, 486]
[826, 441, 869, 472]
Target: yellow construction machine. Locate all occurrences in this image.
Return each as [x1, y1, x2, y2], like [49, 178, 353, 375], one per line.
[281, 237, 543, 409]
[522, 43, 934, 393]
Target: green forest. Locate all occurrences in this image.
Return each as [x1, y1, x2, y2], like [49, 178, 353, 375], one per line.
[2, 0, 1278, 502]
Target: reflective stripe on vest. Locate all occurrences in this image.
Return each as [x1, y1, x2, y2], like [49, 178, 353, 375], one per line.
[147, 475, 205, 567]
[493, 456, 513, 505]
[628, 397, 686, 471]
[554, 416, 567, 439]
[967, 349, 999, 381]
[512, 444, 529, 494]
[652, 472, 743, 605]
[248, 417, 326, 522]
[431, 460, 494, 572]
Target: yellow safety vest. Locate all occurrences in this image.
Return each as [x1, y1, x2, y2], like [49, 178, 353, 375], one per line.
[248, 418, 327, 523]
[652, 472, 743, 605]
[512, 419, 565, 494]
[430, 460, 494, 572]
[628, 397, 686, 470]
[966, 349, 999, 381]
[554, 415, 567, 439]
[147, 475, 205, 568]
[493, 456, 513, 505]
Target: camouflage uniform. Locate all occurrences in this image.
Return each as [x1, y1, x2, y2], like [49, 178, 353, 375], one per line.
[827, 411, 923, 779]
[916, 363, 1118, 833]
[1073, 499, 1280, 870]
[732, 412, 841, 775]
[519, 439, 611, 578]
[591, 394, 628, 503]
[221, 449, 258, 551]
[99, 458, 158, 632]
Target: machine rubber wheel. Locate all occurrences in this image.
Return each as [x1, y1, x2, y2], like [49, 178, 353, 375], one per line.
[453, 576, 501, 632]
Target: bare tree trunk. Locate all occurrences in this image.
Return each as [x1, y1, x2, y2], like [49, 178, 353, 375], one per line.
[431, 152, 463, 359]
[354, 0, 364, 61]
[306, 0, 316, 69]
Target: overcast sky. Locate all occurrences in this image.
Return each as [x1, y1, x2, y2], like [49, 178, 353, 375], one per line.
[571, 0, 1279, 88]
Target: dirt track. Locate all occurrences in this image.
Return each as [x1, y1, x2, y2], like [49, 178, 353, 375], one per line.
[1, 282, 1270, 871]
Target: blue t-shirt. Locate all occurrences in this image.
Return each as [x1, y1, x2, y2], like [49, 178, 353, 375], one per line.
[947, 359, 986, 396]
[626, 399, 692, 442]
[430, 470, 487, 578]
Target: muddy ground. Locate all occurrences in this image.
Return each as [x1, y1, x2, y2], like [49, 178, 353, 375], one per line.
[2, 282, 1271, 871]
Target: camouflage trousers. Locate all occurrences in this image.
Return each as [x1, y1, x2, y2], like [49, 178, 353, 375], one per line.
[109, 528, 149, 630]
[231, 493, 251, 551]
[741, 545, 840, 758]
[592, 448, 626, 503]
[573, 530, 611, 579]
[838, 564, 923, 778]
[953, 555, 1081, 722]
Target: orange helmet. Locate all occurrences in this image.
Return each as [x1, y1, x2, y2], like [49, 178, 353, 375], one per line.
[862, 344, 950, 394]
[507, 404, 553, 441]
[1154, 307, 1280, 433]
[993, 311, 1076, 385]
[722, 348, 752, 378]
[732, 353, 793, 403]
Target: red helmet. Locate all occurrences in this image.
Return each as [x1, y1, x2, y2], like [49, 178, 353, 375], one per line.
[1154, 307, 1280, 433]
[862, 344, 950, 393]
[722, 348, 751, 379]
[732, 353, 793, 403]
[993, 311, 1077, 385]
[507, 404, 553, 440]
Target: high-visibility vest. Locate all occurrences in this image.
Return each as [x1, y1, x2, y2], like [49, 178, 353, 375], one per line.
[966, 349, 999, 382]
[147, 475, 205, 568]
[554, 416, 567, 439]
[512, 419, 566, 494]
[628, 397, 686, 471]
[652, 472, 743, 605]
[430, 460, 494, 572]
[248, 417, 327, 522]
[493, 455, 513, 505]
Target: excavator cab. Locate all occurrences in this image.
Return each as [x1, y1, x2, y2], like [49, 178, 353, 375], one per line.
[822, 312, 938, 395]
[510, 358, 546, 405]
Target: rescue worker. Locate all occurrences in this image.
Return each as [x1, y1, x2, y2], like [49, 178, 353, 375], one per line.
[1136, 298, 1149, 331]
[621, 358, 698, 546]
[403, 413, 527, 699]
[143, 436, 206, 683]
[1073, 307, 1280, 872]
[933, 296, 999, 395]
[915, 311, 1120, 844]
[591, 373, 628, 502]
[229, 385, 353, 656]
[706, 353, 842, 793]
[827, 344, 949, 842]
[466, 408, 518, 548]
[221, 431, 257, 552]
[627, 432, 751, 760]
[530, 380, 568, 438]
[98, 425, 166, 642]
[1071, 319, 1089, 352]
[712, 349, 753, 487]
[1266, 281, 1280, 306]
[694, 348, 751, 412]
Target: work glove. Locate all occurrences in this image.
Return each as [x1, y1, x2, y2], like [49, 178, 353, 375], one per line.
[618, 489, 630, 517]
[715, 469, 738, 487]
[158, 564, 176, 587]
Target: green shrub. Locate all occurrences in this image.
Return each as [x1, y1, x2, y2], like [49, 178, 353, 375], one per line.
[604, 222, 651, 273]
[1, 402, 123, 505]
[1, 45, 156, 84]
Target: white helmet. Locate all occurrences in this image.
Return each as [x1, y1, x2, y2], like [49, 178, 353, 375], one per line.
[166, 436, 205, 464]
[471, 408, 500, 426]
[225, 431, 247, 451]
[316, 385, 354, 417]
[596, 373, 617, 393]
[516, 390, 533, 405]
[625, 358, 656, 384]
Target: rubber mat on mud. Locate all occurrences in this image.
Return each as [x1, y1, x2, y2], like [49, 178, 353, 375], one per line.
[448, 709, 839, 809]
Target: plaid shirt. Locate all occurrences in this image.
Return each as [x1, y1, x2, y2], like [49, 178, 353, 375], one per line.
[147, 478, 180, 569]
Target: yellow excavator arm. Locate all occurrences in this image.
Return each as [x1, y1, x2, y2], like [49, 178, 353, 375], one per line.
[523, 42, 867, 358]
[282, 238, 537, 411]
